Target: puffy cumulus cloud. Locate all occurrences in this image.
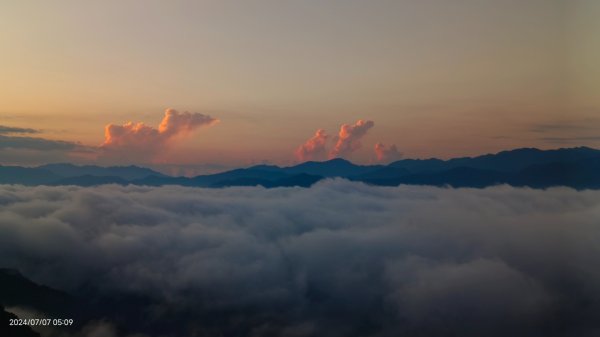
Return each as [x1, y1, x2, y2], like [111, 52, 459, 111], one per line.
[100, 109, 218, 162]
[148, 163, 233, 177]
[295, 120, 374, 162]
[329, 119, 374, 159]
[295, 129, 330, 162]
[1, 182, 600, 336]
[157, 109, 217, 137]
[374, 142, 402, 163]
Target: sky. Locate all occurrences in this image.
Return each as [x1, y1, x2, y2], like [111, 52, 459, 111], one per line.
[0, 0, 598, 173]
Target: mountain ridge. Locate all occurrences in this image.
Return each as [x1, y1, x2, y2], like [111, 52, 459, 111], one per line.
[0, 147, 598, 189]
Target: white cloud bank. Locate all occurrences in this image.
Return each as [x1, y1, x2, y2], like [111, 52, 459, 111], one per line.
[1, 181, 599, 336]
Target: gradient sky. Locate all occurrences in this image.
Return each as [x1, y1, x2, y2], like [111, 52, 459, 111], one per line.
[1, 0, 598, 173]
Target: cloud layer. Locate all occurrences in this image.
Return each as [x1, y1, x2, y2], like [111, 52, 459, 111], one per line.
[100, 109, 218, 162]
[1, 182, 599, 336]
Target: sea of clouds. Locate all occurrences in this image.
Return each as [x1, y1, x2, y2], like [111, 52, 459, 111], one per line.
[1, 180, 600, 337]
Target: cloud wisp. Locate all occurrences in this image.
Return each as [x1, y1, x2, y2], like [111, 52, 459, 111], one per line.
[0, 125, 39, 134]
[1, 182, 599, 336]
[0, 134, 95, 166]
[0, 135, 77, 151]
[100, 108, 218, 163]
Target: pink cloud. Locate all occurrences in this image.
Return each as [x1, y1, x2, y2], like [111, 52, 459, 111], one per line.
[158, 109, 217, 137]
[374, 142, 402, 163]
[100, 108, 218, 162]
[329, 120, 374, 159]
[295, 129, 329, 162]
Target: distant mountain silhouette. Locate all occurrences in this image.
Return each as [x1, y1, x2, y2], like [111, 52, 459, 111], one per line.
[52, 175, 130, 186]
[0, 163, 163, 186]
[373, 147, 600, 189]
[281, 158, 383, 177]
[274, 173, 324, 187]
[388, 147, 600, 173]
[361, 167, 508, 188]
[0, 147, 599, 189]
[39, 163, 165, 180]
[193, 167, 290, 186]
[0, 166, 60, 185]
[351, 166, 411, 180]
[510, 157, 600, 189]
[210, 173, 324, 188]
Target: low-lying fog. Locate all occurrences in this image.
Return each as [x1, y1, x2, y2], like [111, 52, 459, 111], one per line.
[1, 180, 599, 337]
